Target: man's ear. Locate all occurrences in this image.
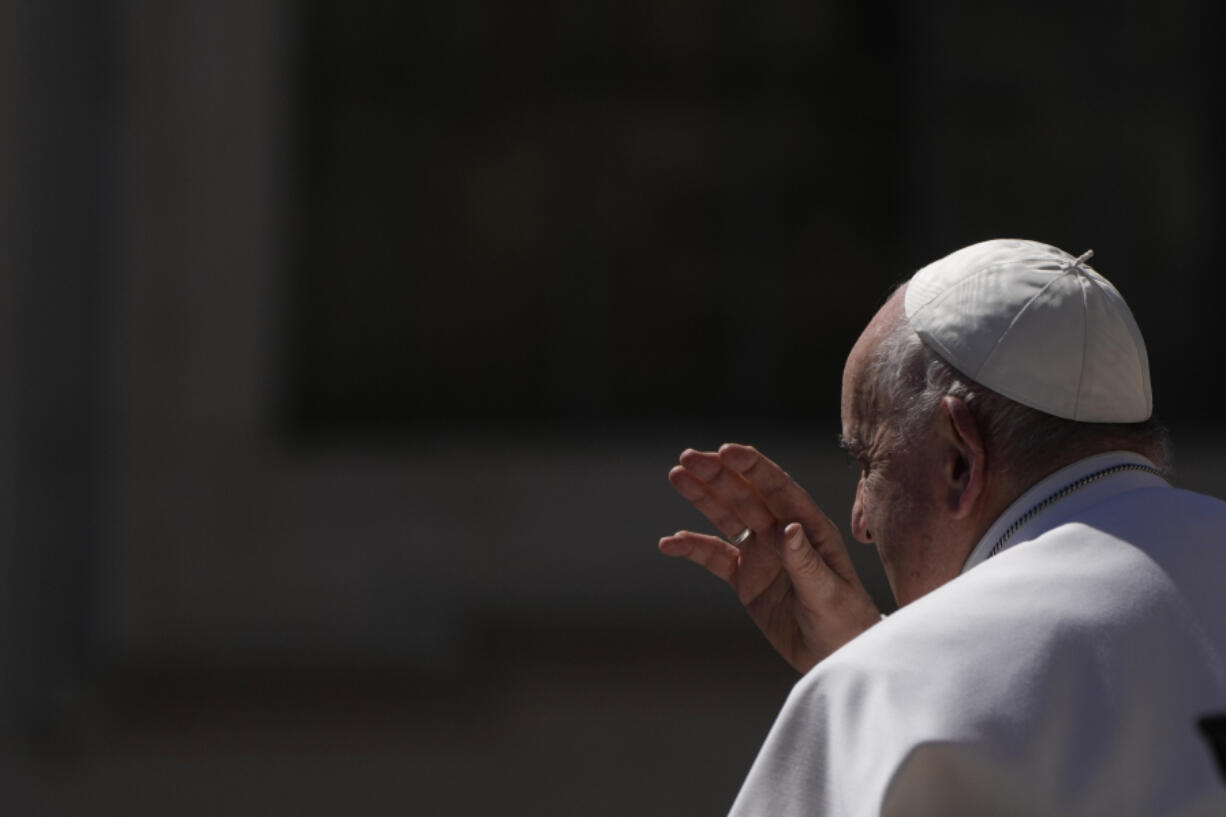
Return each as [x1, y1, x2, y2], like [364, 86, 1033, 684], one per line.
[939, 395, 985, 519]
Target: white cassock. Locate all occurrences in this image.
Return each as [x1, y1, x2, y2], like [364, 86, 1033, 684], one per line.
[728, 452, 1226, 817]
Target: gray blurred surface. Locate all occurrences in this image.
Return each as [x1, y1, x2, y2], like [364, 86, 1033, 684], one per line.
[4, 633, 797, 816]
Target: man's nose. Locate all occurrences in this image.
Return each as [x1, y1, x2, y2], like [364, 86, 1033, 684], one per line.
[851, 481, 872, 543]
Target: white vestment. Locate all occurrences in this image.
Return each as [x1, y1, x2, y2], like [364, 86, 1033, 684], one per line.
[728, 452, 1226, 817]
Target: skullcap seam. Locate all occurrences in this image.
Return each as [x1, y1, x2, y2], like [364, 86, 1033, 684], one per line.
[1073, 274, 1090, 420]
[976, 272, 1067, 378]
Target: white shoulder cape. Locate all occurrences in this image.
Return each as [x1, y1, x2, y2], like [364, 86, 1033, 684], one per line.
[729, 455, 1226, 817]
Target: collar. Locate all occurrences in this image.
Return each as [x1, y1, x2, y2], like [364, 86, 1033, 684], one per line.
[961, 450, 1169, 574]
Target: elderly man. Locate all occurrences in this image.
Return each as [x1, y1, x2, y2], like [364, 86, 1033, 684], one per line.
[660, 239, 1226, 816]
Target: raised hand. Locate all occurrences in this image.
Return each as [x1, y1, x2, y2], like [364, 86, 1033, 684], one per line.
[659, 443, 881, 673]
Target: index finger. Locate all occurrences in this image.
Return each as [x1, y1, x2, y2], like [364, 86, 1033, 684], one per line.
[717, 443, 856, 578]
[668, 464, 755, 541]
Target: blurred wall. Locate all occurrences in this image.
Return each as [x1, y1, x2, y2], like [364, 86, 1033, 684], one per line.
[2, 1, 1225, 814]
[2, 0, 114, 754]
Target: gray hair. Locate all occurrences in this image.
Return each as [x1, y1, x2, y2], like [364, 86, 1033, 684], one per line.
[868, 317, 1172, 480]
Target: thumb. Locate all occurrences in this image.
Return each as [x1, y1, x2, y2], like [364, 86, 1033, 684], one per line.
[780, 522, 835, 603]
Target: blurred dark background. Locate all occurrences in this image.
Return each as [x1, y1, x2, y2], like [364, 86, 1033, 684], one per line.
[2, 1, 1224, 814]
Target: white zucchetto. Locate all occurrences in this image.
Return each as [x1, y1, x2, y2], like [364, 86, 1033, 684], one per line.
[904, 238, 1152, 423]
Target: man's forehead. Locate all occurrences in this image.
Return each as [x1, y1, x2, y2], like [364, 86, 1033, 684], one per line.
[842, 286, 907, 423]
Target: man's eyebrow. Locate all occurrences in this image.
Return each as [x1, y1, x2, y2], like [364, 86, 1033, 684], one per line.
[839, 434, 864, 457]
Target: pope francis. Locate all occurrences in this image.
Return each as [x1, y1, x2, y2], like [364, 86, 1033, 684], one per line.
[660, 239, 1226, 816]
